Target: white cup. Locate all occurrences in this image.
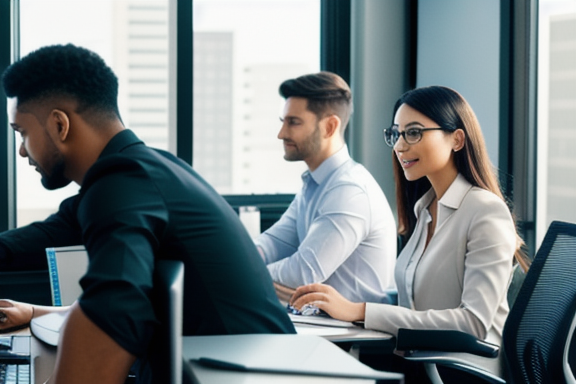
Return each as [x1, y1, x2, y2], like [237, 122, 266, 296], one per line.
[239, 206, 261, 239]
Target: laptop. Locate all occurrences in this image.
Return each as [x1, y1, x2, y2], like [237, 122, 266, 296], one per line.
[45, 246, 88, 306]
[0, 335, 31, 384]
[0, 245, 85, 384]
[32, 256, 184, 384]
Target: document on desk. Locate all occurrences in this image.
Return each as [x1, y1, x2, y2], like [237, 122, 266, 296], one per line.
[288, 313, 355, 328]
[184, 334, 403, 382]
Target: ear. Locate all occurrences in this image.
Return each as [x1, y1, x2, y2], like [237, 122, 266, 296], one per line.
[49, 109, 71, 142]
[323, 114, 341, 139]
[453, 128, 465, 152]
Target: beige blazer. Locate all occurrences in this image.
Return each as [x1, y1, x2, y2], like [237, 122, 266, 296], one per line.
[365, 174, 515, 346]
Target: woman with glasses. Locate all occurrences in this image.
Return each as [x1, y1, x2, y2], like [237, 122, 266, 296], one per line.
[290, 85, 528, 354]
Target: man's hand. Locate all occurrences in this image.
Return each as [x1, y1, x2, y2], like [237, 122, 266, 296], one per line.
[0, 299, 34, 331]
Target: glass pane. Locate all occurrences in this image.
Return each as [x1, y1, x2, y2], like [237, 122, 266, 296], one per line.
[18, 0, 170, 226]
[537, 0, 576, 245]
[193, 0, 320, 194]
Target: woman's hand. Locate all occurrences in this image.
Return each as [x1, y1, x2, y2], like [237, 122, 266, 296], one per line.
[0, 299, 34, 331]
[290, 283, 366, 322]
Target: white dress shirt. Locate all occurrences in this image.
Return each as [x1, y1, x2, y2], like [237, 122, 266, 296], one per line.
[365, 174, 515, 345]
[255, 145, 397, 303]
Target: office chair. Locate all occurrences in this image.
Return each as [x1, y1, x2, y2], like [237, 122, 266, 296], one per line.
[394, 220, 576, 384]
[147, 260, 184, 384]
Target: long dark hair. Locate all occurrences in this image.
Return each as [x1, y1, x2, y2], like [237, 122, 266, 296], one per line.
[392, 86, 529, 271]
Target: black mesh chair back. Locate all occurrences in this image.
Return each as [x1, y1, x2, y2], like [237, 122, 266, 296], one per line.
[503, 221, 576, 384]
[147, 260, 184, 384]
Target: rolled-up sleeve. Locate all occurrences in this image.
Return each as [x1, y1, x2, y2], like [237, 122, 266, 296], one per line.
[265, 184, 371, 289]
[255, 199, 300, 265]
[77, 158, 166, 356]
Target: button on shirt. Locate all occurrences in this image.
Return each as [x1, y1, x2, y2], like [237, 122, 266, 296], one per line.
[255, 145, 396, 303]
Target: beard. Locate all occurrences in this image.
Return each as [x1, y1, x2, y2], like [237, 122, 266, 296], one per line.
[40, 158, 71, 190]
[283, 123, 322, 162]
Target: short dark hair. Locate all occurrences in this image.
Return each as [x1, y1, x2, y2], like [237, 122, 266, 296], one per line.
[2, 44, 121, 120]
[279, 71, 353, 132]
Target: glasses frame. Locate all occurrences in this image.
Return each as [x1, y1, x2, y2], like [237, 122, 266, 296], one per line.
[383, 125, 452, 147]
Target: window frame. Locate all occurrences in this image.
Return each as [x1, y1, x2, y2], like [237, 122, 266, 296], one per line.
[0, 0, 17, 232]
[501, 0, 539, 257]
[0, 0, 540, 261]
[0, 0, 344, 231]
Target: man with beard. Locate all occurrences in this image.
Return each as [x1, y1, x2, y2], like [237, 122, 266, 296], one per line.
[0, 44, 294, 384]
[255, 72, 397, 307]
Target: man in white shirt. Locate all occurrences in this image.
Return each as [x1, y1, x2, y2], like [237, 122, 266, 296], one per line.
[255, 72, 397, 304]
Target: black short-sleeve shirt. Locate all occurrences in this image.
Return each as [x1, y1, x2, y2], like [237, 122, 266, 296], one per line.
[1, 130, 294, 356]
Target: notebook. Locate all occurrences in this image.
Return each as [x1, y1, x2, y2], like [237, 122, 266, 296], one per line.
[45, 246, 88, 306]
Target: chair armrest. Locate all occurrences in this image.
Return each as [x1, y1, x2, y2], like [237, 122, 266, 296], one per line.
[395, 349, 505, 384]
[394, 329, 504, 384]
[396, 328, 499, 358]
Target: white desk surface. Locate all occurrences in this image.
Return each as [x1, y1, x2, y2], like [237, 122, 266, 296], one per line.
[182, 334, 403, 384]
[290, 314, 393, 342]
[18, 314, 396, 384]
[31, 335, 57, 384]
[30, 335, 392, 384]
[187, 360, 379, 384]
[3, 328, 57, 384]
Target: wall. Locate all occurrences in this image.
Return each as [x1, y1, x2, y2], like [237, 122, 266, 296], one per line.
[417, 0, 501, 166]
[350, 0, 412, 216]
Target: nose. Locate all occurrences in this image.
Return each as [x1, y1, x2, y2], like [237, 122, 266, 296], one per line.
[18, 142, 28, 158]
[277, 122, 288, 140]
[393, 135, 408, 152]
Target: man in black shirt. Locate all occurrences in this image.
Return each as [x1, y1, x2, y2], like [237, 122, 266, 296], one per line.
[0, 44, 294, 383]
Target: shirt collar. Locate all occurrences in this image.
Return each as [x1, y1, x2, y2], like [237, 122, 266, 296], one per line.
[98, 129, 144, 159]
[438, 173, 473, 210]
[304, 145, 350, 185]
[414, 173, 472, 217]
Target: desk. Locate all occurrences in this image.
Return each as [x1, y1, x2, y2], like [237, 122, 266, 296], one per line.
[28, 335, 398, 384]
[31, 334, 57, 384]
[3, 328, 56, 384]
[182, 334, 403, 384]
[20, 325, 399, 384]
[291, 314, 393, 342]
[187, 360, 380, 383]
[291, 314, 396, 359]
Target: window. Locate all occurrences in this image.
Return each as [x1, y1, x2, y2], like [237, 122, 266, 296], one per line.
[15, 0, 320, 225]
[537, 0, 576, 245]
[192, 0, 320, 195]
[17, 0, 170, 225]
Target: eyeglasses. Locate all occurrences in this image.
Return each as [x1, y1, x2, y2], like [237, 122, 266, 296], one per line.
[383, 125, 451, 147]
